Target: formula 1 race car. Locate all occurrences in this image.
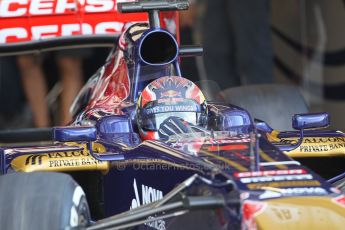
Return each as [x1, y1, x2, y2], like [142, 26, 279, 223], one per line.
[0, 1, 344, 230]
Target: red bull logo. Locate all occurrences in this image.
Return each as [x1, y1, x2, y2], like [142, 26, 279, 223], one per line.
[161, 90, 181, 98]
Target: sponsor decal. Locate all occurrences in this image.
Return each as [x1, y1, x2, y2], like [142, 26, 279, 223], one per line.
[25, 154, 44, 165]
[247, 180, 321, 190]
[279, 137, 345, 153]
[280, 137, 345, 144]
[0, 22, 124, 43]
[48, 152, 104, 168]
[0, 0, 146, 43]
[280, 187, 328, 195]
[160, 90, 181, 98]
[269, 206, 299, 222]
[0, 0, 118, 17]
[130, 179, 164, 208]
[304, 137, 345, 143]
[328, 142, 345, 150]
[144, 104, 198, 115]
[157, 98, 184, 104]
[130, 179, 165, 230]
[298, 142, 345, 152]
[146, 216, 166, 230]
[299, 145, 329, 152]
[25, 151, 89, 166]
[11, 150, 108, 172]
[235, 169, 307, 178]
[48, 157, 102, 168]
[260, 187, 328, 199]
[240, 174, 313, 184]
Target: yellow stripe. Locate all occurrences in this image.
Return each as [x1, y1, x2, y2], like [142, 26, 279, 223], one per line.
[266, 130, 281, 142]
[259, 150, 287, 169]
[260, 186, 285, 193]
[199, 150, 248, 172]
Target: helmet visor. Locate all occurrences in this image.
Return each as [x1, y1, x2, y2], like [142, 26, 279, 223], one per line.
[141, 111, 202, 131]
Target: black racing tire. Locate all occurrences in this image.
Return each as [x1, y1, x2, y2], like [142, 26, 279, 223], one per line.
[333, 177, 345, 194]
[221, 84, 309, 131]
[0, 172, 90, 230]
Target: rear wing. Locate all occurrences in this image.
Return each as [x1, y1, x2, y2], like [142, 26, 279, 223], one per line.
[0, 0, 178, 56]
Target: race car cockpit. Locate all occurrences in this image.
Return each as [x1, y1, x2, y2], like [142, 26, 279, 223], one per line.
[91, 75, 253, 147]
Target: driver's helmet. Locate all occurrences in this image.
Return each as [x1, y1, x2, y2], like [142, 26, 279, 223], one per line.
[137, 76, 207, 140]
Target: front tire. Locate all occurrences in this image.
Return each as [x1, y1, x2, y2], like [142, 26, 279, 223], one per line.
[0, 172, 90, 230]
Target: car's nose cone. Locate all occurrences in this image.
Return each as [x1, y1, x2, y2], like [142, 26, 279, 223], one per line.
[255, 196, 345, 230]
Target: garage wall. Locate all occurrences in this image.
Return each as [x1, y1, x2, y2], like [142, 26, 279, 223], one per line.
[271, 0, 345, 129]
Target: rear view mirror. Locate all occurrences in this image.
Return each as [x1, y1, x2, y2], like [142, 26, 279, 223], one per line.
[53, 126, 97, 142]
[292, 113, 329, 130]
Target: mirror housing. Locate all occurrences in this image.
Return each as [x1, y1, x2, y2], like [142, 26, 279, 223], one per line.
[292, 113, 329, 130]
[98, 115, 132, 134]
[254, 119, 273, 132]
[53, 126, 97, 142]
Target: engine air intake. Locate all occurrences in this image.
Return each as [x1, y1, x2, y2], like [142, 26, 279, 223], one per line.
[139, 30, 178, 65]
